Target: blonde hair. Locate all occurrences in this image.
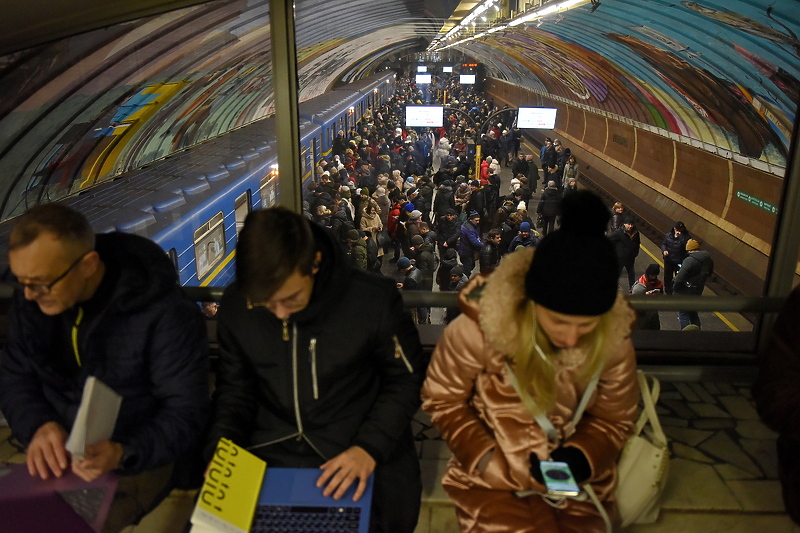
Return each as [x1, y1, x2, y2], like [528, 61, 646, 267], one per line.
[511, 301, 614, 413]
[613, 202, 623, 211]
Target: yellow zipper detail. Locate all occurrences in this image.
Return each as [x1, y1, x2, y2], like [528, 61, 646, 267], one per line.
[282, 319, 289, 341]
[71, 307, 84, 367]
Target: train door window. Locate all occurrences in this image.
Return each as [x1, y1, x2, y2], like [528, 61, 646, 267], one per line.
[234, 190, 251, 235]
[339, 117, 344, 134]
[194, 212, 226, 281]
[260, 172, 278, 208]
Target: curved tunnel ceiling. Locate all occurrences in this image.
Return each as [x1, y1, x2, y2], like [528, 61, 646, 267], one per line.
[454, 0, 798, 168]
[0, 0, 797, 220]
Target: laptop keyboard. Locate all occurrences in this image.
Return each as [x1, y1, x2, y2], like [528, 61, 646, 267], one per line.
[251, 504, 361, 532]
[58, 487, 107, 525]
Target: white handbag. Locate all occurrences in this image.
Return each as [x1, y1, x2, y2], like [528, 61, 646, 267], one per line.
[614, 370, 670, 526]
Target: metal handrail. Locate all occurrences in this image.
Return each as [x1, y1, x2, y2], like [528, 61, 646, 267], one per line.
[0, 283, 785, 314]
[178, 286, 784, 314]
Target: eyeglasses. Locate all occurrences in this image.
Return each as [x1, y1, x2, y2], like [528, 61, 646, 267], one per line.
[12, 252, 89, 295]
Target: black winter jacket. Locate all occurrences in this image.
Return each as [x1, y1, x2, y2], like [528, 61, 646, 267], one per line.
[661, 229, 691, 265]
[0, 232, 209, 475]
[207, 224, 425, 466]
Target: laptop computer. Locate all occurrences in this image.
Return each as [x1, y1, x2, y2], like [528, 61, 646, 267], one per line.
[251, 467, 374, 533]
[0, 463, 118, 533]
[192, 439, 374, 533]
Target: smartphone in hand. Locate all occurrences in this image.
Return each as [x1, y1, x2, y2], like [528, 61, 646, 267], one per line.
[540, 460, 580, 496]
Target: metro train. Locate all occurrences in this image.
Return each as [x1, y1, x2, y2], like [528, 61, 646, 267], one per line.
[0, 71, 397, 287]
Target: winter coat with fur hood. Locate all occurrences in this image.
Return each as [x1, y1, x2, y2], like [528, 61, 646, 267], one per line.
[422, 248, 638, 527]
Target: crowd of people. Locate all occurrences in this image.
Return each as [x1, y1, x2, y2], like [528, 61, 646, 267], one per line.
[301, 76, 595, 324]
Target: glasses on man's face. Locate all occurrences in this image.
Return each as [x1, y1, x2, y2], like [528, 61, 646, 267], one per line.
[12, 252, 89, 295]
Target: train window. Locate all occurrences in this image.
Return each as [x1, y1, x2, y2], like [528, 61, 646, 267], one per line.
[301, 144, 309, 177]
[193, 212, 226, 281]
[234, 190, 251, 235]
[260, 171, 278, 208]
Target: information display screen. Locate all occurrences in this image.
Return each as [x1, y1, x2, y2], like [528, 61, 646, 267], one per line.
[415, 73, 432, 84]
[417, 65, 428, 72]
[517, 107, 558, 129]
[460, 74, 476, 84]
[442, 66, 453, 73]
[405, 106, 444, 127]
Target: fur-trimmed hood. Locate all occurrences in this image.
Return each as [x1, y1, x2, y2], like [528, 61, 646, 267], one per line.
[457, 247, 634, 358]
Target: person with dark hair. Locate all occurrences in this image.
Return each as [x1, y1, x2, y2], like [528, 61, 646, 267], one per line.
[458, 211, 483, 277]
[207, 207, 425, 533]
[608, 216, 641, 291]
[630, 263, 664, 330]
[754, 285, 800, 526]
[1, 204, 209, 532]
[479, 229, 503, 275]
[661, 221, 691, 294]
[422, 191, 638, 532]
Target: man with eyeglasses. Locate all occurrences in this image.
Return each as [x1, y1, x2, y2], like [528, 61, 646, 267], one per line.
[205, 206, 425, 533]
[0, 204, 209, 532]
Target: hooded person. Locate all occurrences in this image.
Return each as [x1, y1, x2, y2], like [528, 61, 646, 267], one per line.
[422, 190, 638, 532]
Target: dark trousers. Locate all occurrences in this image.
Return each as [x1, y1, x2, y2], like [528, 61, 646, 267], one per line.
[619, 258, 636, 291]
[664, 260, 680, 294]
[678, 310, 701, 329]
[541, 216, 556, 237]
[460, 251, 477, 277]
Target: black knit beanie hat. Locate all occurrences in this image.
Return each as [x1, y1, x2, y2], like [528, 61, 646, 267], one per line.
[525, 191, 618, 316]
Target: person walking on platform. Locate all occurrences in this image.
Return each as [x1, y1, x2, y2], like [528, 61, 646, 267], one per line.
[206, 207, 425, 533]
[608, 216, 640, 291]
[661, 221, 690, 295]
[536, 181, 561, 236]
[673, 238, 714, 330]
[459, 211, 483, 277]
[479, 229, 503, 275]
[512, 153, 528, 182]
[525, 154, 539, 196]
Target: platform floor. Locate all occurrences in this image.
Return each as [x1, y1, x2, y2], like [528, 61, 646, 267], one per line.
[1, 374, 795, 532]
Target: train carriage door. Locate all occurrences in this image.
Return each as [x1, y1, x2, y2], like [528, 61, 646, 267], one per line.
[260, 170, 278, 208]
[194, 212, 226, 282]
[311, 138, 318, 171]
[234, 190, 251, 235]
[301, 143, 309, 180]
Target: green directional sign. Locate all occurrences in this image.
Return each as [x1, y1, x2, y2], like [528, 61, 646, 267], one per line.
[736, 191, 778, 215]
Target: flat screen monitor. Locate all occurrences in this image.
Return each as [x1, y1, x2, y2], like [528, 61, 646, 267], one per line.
[405, 106, 444, 128]
[460, 74, 476, 84]
[415, 73, 432, 84]
[517, 107, 558, 129]
[417, 65, 428, 72]
[442, 66, 453, 73]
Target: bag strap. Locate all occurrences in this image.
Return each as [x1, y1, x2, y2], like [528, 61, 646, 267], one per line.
[505, 363, 601, 444]
[635, 371, 667, 447]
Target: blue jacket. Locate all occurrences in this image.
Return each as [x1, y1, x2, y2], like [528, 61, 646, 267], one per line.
[459, 220, 483, 254]
[0, 232, 209, 475]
